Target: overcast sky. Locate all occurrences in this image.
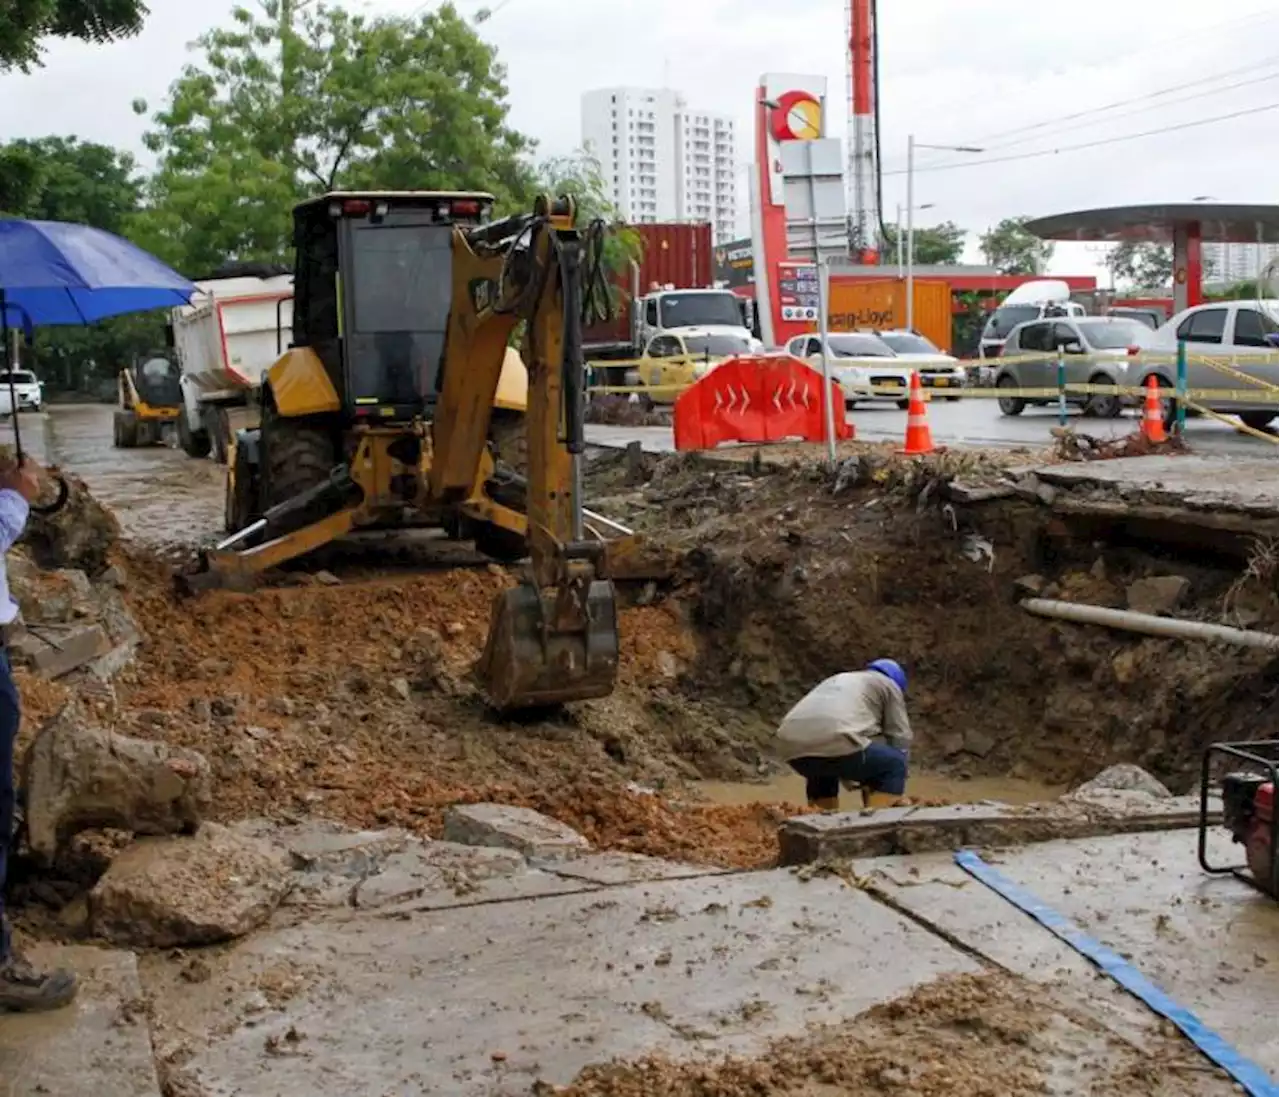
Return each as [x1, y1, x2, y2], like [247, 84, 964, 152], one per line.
[2, 0, 1277, 276]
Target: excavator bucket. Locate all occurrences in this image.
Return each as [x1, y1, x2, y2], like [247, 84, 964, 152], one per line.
[478, 577, 618, 710]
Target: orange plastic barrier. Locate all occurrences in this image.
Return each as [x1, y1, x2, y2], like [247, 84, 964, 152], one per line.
[673, 355, 853, 451]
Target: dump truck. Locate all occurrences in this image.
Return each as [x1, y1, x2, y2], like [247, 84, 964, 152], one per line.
[170, 269, 294, 463]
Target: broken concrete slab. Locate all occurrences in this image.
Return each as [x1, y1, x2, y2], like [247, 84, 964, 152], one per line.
[352, 841, 529, 910]
[13, 623, 111, 678]
[855, 830, 1279, 1079]
[777, 794, 1219, 864]
[442, 802, 590, 861]
[90, 823, 293, 947]
[0, 946, 161, 1097]
[547, 851, 723, 886]
[20, 705, 210, 863]
[158, 869, 978, 1097]
[1125, 574, 1191, 615]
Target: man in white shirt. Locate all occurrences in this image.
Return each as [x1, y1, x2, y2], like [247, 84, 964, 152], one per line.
[774, 659, 912, 811]
[0, 458, 78, 1012]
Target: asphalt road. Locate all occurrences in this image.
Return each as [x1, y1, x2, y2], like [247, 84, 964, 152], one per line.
[586, 398, 1280, 459]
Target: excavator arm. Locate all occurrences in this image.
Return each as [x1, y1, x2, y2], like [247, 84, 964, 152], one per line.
[445, 196, 620, 709]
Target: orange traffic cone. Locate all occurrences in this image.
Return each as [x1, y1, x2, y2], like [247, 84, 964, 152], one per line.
[1140, 374, 1168, 444]
[899, 371, 935, 455]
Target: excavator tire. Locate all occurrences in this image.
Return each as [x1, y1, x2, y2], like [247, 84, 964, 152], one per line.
[261, 404, 336, 523]
[473, 521, 528, 564]
[113, 410, 138, 449]
[177, 409, 213, 459]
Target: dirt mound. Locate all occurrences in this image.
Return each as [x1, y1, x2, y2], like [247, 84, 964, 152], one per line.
[19, 471, 119, 575]
[548, 970, 1228, 1096]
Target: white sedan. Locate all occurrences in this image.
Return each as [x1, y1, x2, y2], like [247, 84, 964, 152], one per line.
[786, 332, 912, 409]
[875, 330, 966, 401]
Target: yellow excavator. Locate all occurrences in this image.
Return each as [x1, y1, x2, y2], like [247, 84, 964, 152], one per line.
[180, 190, 657, 710]
[113, 353, 183, 448]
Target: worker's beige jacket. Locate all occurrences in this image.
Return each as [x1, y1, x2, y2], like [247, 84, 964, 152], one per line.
[774, 671, 913, 761]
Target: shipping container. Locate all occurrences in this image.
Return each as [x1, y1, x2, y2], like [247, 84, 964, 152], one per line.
[583, 222, 714, 348]
[826, 278, 953, 352]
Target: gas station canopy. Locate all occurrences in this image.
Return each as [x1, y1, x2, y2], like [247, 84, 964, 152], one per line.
[1024, 203, 1278, 245]
[1024, 203, 1278, 312]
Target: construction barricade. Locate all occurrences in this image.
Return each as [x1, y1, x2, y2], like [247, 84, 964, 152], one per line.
[672, 355, 852, 451]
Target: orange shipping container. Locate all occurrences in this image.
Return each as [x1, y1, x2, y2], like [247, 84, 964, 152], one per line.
[825, 278, 952, 352]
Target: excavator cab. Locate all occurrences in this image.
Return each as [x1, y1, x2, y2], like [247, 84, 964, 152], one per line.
[113, 353, 182, 448]
[182, 191, 627, 710]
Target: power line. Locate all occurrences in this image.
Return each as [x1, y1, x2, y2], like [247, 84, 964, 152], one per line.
[959, 58, 1280, 148]
[881, 103, 1280, 177]
[979, 70, 1280, 151]
[887, 8, 1280, 147]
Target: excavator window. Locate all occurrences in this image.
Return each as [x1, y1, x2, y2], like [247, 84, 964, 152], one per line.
[343, 219, 451, 414]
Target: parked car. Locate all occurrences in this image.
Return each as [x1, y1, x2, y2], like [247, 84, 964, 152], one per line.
[785, 332, 911, 409]
[0, 369, 43, 412]
[978, 279, 1088, 359]
[994, 316, 1155, 418]
[631, 329, 755, 405]
[1142, 299, 1279, 430]
[1103, 306, 1164, 330]
[875, 330, 966, 400]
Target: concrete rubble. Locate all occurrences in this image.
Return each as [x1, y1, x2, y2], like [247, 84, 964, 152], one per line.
[90, 822, 293, 947]
[776, 791, 1217, 865]
[20, 705, 211, 863]
[443, 802, 593, 860]
[1125, 575, 1192, 615]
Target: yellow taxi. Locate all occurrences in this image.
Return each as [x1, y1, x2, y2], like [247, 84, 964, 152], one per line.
[633, 329, 756, 405]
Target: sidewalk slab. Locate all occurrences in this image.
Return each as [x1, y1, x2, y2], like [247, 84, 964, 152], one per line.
[0, 946, 160, 1097]
[161, 869, 978, 1097]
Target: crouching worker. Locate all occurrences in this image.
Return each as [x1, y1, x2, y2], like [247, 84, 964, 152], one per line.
[774, 659, 912, 811]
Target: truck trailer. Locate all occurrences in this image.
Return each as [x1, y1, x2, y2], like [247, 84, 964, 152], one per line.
[170, 272, 294, 462]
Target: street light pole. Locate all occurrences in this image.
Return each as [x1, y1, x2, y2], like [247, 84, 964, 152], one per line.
[905, 135, 984, 332]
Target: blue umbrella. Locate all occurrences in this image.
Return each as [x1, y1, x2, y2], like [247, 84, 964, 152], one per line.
[0, 219, 196, 510]
[0, 218, 195, 327]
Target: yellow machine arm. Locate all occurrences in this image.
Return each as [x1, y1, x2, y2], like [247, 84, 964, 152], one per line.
[446, 197, 621, 709]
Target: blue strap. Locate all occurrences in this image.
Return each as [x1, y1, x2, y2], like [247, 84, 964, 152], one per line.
[954, 849, 1278, 1097]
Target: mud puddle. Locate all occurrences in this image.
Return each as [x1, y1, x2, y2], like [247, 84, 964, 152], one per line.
[697, 771, 1064, 810]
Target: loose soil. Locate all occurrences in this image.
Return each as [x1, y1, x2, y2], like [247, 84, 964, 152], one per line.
[544, 970, 1237, 1096]
[16, 446, 1279, 874]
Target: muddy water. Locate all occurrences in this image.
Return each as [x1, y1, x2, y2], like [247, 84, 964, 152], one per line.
[5, 405, 224, 548]
[698, 771, 1065, 809]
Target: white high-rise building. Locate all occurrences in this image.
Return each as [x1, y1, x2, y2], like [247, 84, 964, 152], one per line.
[581, 87, 737, 242]
[1202, 242, 1279, 284]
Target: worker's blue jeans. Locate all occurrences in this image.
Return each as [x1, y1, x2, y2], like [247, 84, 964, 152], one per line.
[0, 650, 17, 961]
[788, 743, 908, 803]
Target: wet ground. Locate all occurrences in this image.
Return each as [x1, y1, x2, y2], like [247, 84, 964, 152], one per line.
[588, 399, 1280, 458]
[5, 405, 222, 547]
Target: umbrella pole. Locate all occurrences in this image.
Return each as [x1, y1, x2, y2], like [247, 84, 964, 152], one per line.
[0, 291, 23, 462]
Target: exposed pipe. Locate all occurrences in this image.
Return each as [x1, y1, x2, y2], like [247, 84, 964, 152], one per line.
[1021, 598, 1279, 652]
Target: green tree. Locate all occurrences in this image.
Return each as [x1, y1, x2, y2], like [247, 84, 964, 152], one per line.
[0, 136, 141, 231]
[538, 150, 643, 310]
[0, 137, 160, 394]
[134, 0, 535, 274]
[979, 216, 1054, 275]
[0, 0, 147, 72]
[880, 221, 966, 265]
[1106, 241, 1173, 290]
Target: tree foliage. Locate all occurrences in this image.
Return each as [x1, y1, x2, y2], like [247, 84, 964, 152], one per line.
[0, 0, 147, 72]
[0, 136, 140, 231]
[979, 216, 1054, 276]
[880, 221, 966, 265]
[1107, 241, 1172, 290]
[538, 151, 643, 289]
[132, 0, 535, 274]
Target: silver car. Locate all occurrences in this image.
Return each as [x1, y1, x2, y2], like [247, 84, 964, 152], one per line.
[995, 317, 1153, 418]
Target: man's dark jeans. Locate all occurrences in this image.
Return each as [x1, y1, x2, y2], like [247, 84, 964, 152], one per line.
[0, 650, 18, 960]
[787, 742, 908, 803]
